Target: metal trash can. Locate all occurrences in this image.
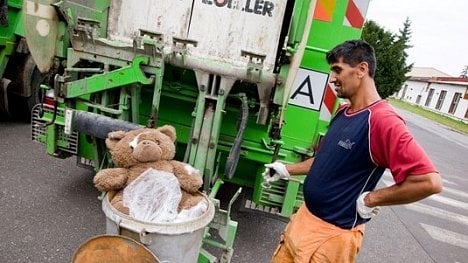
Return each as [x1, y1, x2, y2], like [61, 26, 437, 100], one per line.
[102, 193, 215, 263]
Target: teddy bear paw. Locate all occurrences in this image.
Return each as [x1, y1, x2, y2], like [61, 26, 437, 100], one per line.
[93, 170, 128, 192]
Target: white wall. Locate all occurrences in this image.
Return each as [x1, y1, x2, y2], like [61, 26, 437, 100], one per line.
[397, 80, 427, 104]
[455, 95, 468, 119]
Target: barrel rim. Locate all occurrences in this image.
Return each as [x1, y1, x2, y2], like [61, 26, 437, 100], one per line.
[102, 192, 215, 235]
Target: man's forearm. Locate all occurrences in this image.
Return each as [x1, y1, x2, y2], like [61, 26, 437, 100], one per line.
[365, 172, 442, 207]
[286, 158, 314, 175]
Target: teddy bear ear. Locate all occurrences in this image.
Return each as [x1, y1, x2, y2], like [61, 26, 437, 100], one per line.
[158, 125, 176, 142]
[105, 130, 127, 150]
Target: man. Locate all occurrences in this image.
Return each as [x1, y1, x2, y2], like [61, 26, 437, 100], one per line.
[265, 40, 442, 263]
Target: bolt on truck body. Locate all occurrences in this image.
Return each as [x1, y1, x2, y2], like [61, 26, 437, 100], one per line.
[23, 0, 371, 261]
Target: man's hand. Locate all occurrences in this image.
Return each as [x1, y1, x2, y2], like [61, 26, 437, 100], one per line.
[262, 161, 289, 183]
[356, 191, 381, 219]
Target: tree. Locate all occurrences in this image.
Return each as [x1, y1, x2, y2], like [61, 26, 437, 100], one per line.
[361, 18, 413, 98]
[460, 65, 468, 78]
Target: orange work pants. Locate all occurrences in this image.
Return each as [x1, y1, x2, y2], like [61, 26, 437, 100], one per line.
[271, 204, 364, 263]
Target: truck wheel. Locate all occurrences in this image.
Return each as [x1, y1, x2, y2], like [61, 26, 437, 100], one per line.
[7, 55, 47, 120]
[22, 55, 47, 115]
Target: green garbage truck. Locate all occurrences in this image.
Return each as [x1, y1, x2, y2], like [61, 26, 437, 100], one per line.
[25, 0, 371, 261]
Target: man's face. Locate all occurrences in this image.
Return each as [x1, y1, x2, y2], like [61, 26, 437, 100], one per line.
[329, 58, 361, 99]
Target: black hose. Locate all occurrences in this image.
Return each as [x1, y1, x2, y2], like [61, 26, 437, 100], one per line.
[73, 111, 141, 139]
[224, 93, 249, 179]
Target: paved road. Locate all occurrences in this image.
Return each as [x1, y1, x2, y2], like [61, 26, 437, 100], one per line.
[0, 107, 467, 262]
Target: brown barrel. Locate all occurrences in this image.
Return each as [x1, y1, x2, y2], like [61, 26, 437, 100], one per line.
[72, 235, 159, 263]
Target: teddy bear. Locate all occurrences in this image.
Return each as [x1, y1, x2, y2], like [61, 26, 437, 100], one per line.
[93, 125, 204, 216]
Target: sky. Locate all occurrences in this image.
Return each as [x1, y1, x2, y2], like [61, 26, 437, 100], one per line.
[365, 0, 468, 77]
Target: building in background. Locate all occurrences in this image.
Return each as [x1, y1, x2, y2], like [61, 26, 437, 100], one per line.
[395, 67, 468, 122]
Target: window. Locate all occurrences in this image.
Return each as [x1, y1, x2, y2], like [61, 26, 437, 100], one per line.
[425, 88, 434, 107]
[435, 90, 447, 110]
[416, 95, 422, 105]
[448, 92, 462, 114]
[401, 84, 408, 100]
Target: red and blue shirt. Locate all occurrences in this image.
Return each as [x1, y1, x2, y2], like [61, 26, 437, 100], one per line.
[303, 100, 437, 229]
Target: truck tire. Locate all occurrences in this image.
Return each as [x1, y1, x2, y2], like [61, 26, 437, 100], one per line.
[7, 54, 46, 120]
[22, 55, 47, 114]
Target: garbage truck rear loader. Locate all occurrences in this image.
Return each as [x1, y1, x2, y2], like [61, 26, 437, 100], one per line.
[30, 0, 370, 261]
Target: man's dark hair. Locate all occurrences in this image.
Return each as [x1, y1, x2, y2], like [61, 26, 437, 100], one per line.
[326, 40, 377, 78]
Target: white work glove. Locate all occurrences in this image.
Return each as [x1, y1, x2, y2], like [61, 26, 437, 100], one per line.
[262, 161, 289, 183]
[356, 191, 381, 219]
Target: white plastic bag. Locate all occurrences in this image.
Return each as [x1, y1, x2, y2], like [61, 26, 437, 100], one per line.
[174, 199, 208, 223]
[123, 168, 182, 223]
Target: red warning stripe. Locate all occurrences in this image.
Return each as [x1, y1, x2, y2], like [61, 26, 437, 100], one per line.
[323, 84, 336, 113]
[345, 0, 364, 28]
